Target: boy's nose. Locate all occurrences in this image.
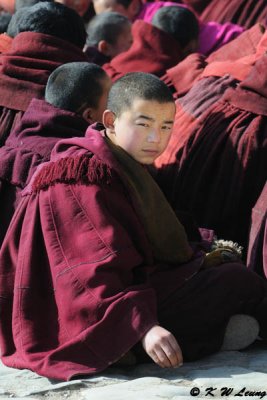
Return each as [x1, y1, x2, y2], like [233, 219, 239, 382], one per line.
[147, 129, 161, 143]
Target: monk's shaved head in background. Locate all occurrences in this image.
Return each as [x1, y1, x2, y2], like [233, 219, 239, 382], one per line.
[45, 62, 111, 116]
[152, 6, 199, 54]
[107, 72, 174, 116]
[86, 12, 130, 47]
[8, 1, 87, 48]
[86, 11, 132, 58]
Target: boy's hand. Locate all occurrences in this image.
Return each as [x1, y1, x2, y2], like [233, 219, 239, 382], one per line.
[141, 325, 183, 368]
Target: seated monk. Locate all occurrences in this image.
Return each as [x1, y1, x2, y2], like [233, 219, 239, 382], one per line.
[1, 72, 267, 381]
[0, 62, 111, 246]
[0, 0, 54, 54]
[0, 1, 88, 147]
[92, 0, 244, 56]
[154, 54, 267, 256]
[84, 11, 132, 66]
[102, 12, 197, 81]
[161, 23, 266, 98]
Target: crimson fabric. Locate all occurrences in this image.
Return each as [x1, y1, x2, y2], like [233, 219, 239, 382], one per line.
[161, 53, 207, 98]
[2, 124, 267, 380]
[155, 74, 238, 167]
[0, 33, 12, 54]
[103, 20, 183, 81]
[0, 31, 88, 146]
[0, 98, 88, 246]
[247, 183, 267, 279]
[161, 23, 265, 98]
[0, 31, 88, 111]
[155, 54, 267, 253]
[200, 0, 267, 29]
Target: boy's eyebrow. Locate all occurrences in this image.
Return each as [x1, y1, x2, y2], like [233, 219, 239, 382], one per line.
[136, 114, 174, 124]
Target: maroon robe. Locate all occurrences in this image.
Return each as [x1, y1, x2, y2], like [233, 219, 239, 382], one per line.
[0, 98, 88, 246]
[200, 0, 267, 29]
[161, 23, 266, 98]
[155, 54, 267, 253]
[1, 124, 267, 381]
[0, 31, 88, 146]
[103, 20, 183, 81]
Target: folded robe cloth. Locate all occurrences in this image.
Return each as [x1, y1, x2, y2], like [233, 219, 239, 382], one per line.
[155, 54, 267, 253]
[103, 20, 183, 81]
[0, 31, 88, 112]
[200, 0, 267, 29]
[161, 23, 265, 98]
[0, 31, 88, 146]
[0, 98, 88, 246]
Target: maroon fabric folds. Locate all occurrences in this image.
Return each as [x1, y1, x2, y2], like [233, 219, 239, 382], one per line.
[0, 98, 88, 246]
[155, 74, 238, 167]
[200, 0, 267, 29]
[155, 54, 267, 252]
[0, 32, 88, 112]
[247, 183, 267, 278]
[161, 23, 266, 98]
[103, 20, 183, 81]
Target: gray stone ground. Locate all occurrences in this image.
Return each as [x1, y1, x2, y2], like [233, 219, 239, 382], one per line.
[1, 342, 267, 400]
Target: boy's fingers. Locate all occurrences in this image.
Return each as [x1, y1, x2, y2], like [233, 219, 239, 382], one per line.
[161, 342, 180, 368]
[151, 350, 168, 368]
[154, 348, 172, 368]
[168, 336, 183, 366]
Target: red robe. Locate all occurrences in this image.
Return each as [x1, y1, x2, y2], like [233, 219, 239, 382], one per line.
[161, 23, 266, 98]
[0, 31, 88, 146]
[200, 0, 267, 29]
[103, 20, 183, 81]
[155, 54, 267, 253]
[1, 124, 267, 380]
[0, 98, 88, 246]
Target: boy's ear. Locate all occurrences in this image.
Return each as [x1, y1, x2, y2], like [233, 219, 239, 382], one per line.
[103, 110, 116, 132]
[82, 107, 94, 124]
[98, 40, 111, 56]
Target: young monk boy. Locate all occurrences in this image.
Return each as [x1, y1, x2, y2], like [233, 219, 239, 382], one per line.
[0, 61, 111, 245]
[1, 72, 267, 381]
[84, 11, 133, 65]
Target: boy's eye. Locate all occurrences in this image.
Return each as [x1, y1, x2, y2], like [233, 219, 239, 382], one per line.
[137, 122, 149, 127]
[162, 125, 172, 131]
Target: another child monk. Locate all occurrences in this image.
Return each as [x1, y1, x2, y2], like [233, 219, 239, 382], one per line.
[0, 61, 111, 246]
[1, 73, 267, 381]
[84, 11, 132, 65]
[0, 1, 88, 146]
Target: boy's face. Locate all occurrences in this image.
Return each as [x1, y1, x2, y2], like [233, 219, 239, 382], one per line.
[103, 98, 175, 164]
